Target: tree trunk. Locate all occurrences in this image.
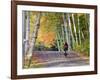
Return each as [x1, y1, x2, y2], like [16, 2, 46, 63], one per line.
[78, 15, 81, 45]
[22, 11, 30, 68]
[27, 12, 41, 58]
[67, 13, 75, 49]
[81, 31, 85, 40]
[22, 11, 30, 57]
[25, 11, 30, 53]
[62, 13, 70, 50]
[22, 11, 25, 56]
[61, 24, 65, 44]
[56, 33, 60, 52]
[72, 14, 78, 45]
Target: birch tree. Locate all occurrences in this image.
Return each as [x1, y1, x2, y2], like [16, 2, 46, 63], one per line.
[72, 14, 78, 45]
[27, 12, 41, 58]
[62, 13, 71, 50]
[23, 11, 30, 56]
[61, 24, 65, 44]
[77, 14, 81, 45]
[22, 11, 25, 56]
[56, 33, 61, 51]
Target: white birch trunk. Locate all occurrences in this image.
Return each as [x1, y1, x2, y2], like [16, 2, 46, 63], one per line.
[22, 11, 26, 67]
[67, 14, 75, 49]
[78, 15, 81, 45]
[23, 11, 30, 56]
[56, 34, 60, 52]
[61, 24, 65, 44]
[27, 13, 41, 58]
[62, 13, 70, 50]
[81, 31, 85, 40]
[72, 14, 78, 45]
[22, 11, 25, 54]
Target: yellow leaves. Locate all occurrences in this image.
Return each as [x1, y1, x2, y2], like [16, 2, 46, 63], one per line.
[29, 12, 57, 48]
[40, 16, 47, 24]
[39, 16, 48, 32]
[37, 31, 55, 48]
[36, 15, 56, 47]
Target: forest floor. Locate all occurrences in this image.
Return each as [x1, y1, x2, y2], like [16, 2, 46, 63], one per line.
[24, 51, 89, 68]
